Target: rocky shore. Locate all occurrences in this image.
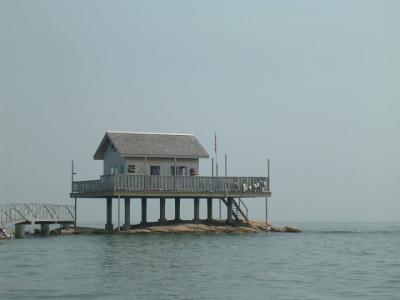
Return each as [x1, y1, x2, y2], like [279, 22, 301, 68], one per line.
[51, 220, 302, 235]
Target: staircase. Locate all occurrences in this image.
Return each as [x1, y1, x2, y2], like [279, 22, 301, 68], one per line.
[220, 197, 249, 222]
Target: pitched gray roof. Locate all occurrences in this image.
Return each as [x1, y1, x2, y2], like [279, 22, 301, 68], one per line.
[94, 131, 209, 160]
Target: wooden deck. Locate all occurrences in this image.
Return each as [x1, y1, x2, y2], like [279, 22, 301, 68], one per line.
[70, 174, 271, 198]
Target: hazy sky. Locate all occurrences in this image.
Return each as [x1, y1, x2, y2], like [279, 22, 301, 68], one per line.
[1, 0, 399, 224]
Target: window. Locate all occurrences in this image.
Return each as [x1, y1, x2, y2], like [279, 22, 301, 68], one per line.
[150, 166, 160, 175]
[171, 166, 187, 176]
[111, 144, 116, 152]
[128, 165, 136, 173]
[179, 166, 187, 176]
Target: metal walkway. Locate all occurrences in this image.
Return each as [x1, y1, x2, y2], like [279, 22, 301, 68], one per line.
[0, 203, 75, 228]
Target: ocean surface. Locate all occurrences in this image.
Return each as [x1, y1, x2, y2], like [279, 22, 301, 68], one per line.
[1, 222, 399, 300]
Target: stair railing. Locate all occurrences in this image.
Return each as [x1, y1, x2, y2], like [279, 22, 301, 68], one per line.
[238, 198, 248, 219]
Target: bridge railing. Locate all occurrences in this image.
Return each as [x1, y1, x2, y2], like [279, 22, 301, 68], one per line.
[72, 174, 270, 194]
[0, 203, 75, 227]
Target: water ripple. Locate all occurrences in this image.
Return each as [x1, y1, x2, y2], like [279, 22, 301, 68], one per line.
[1, 223, 400, 299]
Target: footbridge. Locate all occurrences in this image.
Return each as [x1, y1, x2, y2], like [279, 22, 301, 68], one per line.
[0, 203, 75, 238]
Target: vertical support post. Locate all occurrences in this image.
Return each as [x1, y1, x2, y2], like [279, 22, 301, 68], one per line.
[265, 197, 268, 230]
[74, 197, 77, 229]
[174, 157, 177, 190]
[144, 156, 148, 190]
[124, 197, 130, 230]
[175, 197, 181, 221]
[159, 197, 166, 223]
[219, 199, 221, 220]
[15, 224, 25, 239]
[225, 154, 227, 176]
[193, 197, 200, 223]
[105, 197, 113, 231]
[267, 158, 270, 191]
[118, 195, 121, 231]
[141, 197, 147, 224]
[227, 197, 233, 224]
[71, 160, 74, 192]
[215, 133, 219, 177]
[212, 158, 214, 177]
[207, 197, 212, 221]
[41, 223, 50, 236]
[266, 158, 270, 229]
[174, 157, 177, 175]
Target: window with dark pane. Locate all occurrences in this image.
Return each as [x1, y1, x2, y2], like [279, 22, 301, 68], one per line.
[128, 165, 136, 173]
[150, 166, 160, 175]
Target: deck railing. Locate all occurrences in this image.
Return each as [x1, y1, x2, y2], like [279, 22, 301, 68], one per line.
[0, 203, 75, 227]
[72, 174, 269, 194]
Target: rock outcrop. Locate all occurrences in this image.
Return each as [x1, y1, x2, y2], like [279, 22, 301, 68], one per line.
[50, 228, 75, 235]
[118, 220, 301, 234]
[50, 221, 301, 235]
[271, 226, 302, 233]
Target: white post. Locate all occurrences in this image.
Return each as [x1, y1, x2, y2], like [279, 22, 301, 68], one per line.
[174, 157, 177, 175]
[74, 197, 77, 228]
[265, 197, 268, 229]
[118, 195, 120, 232]
[71, 160, 75, 192]
[224, 154, 227, 176]
[174, 157, 177, 190]
[219, 199, 221, 220]
[266, 158, 270, 229]
[214, 133, 218, 177]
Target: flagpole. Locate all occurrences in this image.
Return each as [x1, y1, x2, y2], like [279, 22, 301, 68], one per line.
[71, 160, 74, 192]
[215, 133, 218, 177]
[71, 160, 77, 228]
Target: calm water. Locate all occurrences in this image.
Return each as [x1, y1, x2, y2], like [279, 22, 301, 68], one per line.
[1, 223, 399, 300]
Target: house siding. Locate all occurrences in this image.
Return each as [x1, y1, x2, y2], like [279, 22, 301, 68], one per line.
[103, 143, 125, 175]
[103, 144, 200, 176]
[123, 157, 199, 176]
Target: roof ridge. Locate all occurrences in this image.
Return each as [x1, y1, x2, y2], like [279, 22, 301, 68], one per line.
[106, 130, 194, 136]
